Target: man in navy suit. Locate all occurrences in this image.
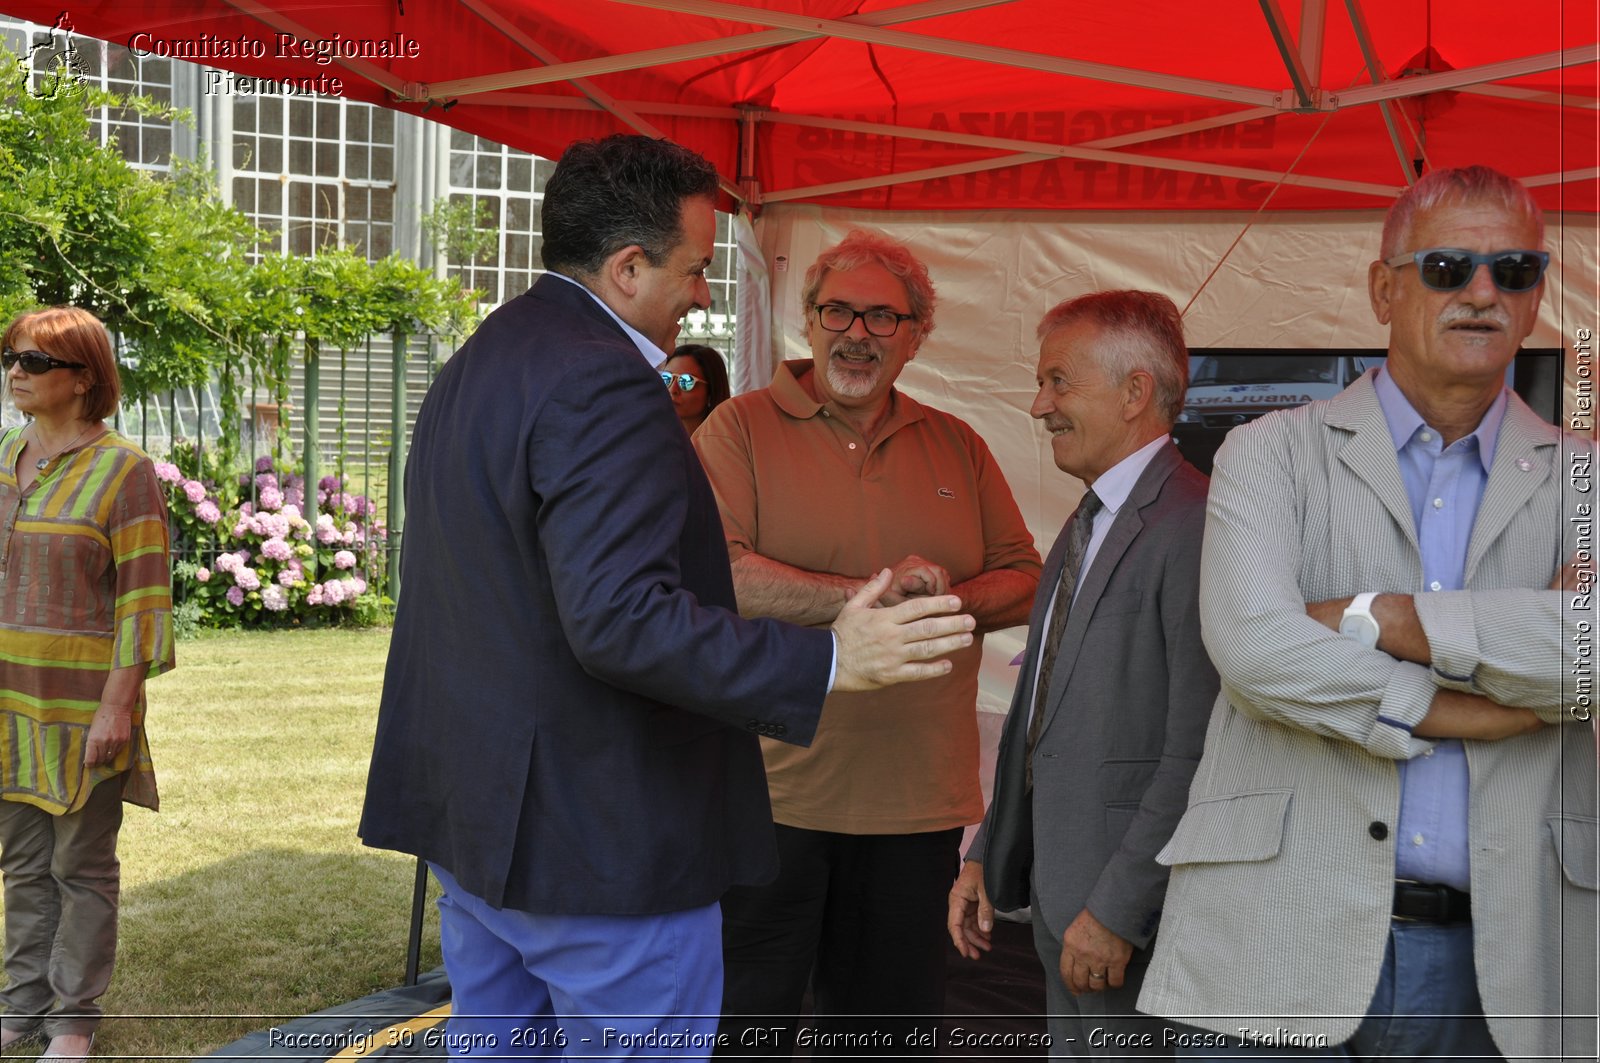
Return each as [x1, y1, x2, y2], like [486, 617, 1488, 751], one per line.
[359, 135, 976, 1059]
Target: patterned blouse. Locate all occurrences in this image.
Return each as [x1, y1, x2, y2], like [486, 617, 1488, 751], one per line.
[0, 426, 174, 814]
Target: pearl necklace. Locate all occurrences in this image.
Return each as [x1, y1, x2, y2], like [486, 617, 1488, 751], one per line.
[30, 423, 97, 471]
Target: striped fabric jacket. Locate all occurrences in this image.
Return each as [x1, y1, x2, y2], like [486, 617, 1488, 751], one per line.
[1139, 372, 1597, 1062]
[0, 428, 174, 814]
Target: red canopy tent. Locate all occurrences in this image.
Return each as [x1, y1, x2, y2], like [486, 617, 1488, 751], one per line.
[4, 0, 1596, 214]
[7, 3, 1592, 995]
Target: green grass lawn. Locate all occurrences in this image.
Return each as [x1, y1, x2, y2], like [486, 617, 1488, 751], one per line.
[1, 627, 443, 1061]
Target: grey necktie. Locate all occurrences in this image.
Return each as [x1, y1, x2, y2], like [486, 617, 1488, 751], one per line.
[1025, 489, 1102, 789]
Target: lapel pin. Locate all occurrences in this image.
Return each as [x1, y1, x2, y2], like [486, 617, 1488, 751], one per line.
[1516, 458, 1532, 472]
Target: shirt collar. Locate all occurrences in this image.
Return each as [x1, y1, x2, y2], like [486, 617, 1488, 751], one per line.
[1088, 434, 1168, 516]
[768, 359, 926, 432]
[1373, 364, 1504, 472]
[547, 271, 669, 368]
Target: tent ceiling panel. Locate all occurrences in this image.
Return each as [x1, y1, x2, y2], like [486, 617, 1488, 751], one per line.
[3, 0, 1592, 212]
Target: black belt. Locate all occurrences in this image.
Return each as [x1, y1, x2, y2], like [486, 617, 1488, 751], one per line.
[1393, 880, 1472, 924]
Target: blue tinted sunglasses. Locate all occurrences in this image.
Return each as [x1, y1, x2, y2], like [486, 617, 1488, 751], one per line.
[661, 372, 703, 392]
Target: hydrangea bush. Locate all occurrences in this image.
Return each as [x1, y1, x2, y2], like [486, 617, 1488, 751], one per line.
[158, 447, 391, 631]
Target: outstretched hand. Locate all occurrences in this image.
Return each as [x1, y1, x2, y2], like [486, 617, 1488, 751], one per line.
[831, 569, 974, 692]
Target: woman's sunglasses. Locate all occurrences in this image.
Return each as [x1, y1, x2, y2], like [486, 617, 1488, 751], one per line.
[3, 347, 88, 374]
[1384, 248, 1550, 293]
[661, 372, 704, 392]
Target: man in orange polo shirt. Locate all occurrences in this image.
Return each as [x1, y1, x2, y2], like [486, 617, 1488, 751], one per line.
[695, 228, 1041, 1054]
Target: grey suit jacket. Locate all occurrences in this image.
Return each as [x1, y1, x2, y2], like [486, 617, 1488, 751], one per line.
[1140, 371, 1598, 1062]
[972, 440, 1218, 951]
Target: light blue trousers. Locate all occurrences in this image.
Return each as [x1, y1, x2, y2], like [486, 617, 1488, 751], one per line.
[430, 863, 722, 1059]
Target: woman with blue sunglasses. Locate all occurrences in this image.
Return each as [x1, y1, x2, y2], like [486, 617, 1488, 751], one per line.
[664, 343, 730, 435]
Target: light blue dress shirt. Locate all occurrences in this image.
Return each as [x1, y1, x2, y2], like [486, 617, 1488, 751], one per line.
[1372, 366, 1507, 891]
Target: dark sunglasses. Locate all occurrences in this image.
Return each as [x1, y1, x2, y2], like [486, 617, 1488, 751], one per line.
[1385, 248, 1550, 293]
[661, 372, 703, 392]
[2, 347, 88, 374]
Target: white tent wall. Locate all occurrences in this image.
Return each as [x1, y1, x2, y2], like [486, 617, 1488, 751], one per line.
[745, 204, 1598, 838]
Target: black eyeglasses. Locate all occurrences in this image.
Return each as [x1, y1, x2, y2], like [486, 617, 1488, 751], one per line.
[660, 371, 703, 392]
[2, 347, 87, 374]
[1385, 248, 1550, 293]
[813, 304, 916, 338]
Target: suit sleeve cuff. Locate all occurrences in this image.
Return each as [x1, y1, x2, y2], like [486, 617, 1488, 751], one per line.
[1368, 661, 1437, 759]
[1412, 591, 1480, 691]
[826, 631, 839, 693]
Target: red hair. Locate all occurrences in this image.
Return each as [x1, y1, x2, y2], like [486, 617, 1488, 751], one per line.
[3, 306, 121, 421]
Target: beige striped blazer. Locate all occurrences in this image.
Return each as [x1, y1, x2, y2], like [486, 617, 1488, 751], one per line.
[1139, 371, 1597, 1062]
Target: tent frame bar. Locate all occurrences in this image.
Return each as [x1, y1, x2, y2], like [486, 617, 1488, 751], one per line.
[1345, 0, 1422, 184]
[612, 0, 1282, 107]
[220, 0, 407, 92]
[1259, 0, 1316, 109]
[455, 0, 749, 203]
[406, 0, 1015, 100]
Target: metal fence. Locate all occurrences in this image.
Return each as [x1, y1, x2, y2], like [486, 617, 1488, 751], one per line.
[5, 331, 460, 605]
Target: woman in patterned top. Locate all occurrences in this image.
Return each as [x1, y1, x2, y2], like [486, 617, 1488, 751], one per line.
[0, 307, 174, 1062]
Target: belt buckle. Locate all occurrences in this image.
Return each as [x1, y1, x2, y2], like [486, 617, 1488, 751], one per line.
[1393, 878, 1444, 923]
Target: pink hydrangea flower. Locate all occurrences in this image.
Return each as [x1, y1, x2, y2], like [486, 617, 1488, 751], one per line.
[320, 579, 347, 606]
[333, 549, 357, 570]
[239, 502, 255, 517]
[315, 514, 339, 544]
[262, 538, 293, 562]
[254, 472, 277, 492]
[226, 586, 245, 606]
[258, 485, 284, 511]
[195, 500, 221, 524]
[255, 455, 276, 473]
[261, 585, 288, 612]
[194, 567, 211, 583]
[234, 567, 261, 591]
[214, 552, 241, 573]
[183, 480, 207, 504]
[153, 461, 182, 483]
[319, 475, 341, 492]
[349, 574, 368, 596]
[278, 561, 304, 587]
[284, 486, 305, 509]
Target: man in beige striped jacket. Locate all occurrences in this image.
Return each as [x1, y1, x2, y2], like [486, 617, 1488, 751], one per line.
[1140, 166, 1597, 1062]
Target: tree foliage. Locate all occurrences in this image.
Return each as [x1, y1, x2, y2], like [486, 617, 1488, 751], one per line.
[0, 42, 481, 415]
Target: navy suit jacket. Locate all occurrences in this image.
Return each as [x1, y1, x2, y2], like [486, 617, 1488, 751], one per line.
[359, 275, 833, 914]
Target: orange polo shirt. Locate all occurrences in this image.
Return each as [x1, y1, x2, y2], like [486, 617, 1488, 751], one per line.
[694, 360, 1040, 834]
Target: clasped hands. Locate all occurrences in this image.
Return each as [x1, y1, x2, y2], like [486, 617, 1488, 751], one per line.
[831, 567, 973, 692]
[876, 552, 950, 606]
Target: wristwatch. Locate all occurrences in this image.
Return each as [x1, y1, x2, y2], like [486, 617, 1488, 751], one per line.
[1339, 592, 1380, 649]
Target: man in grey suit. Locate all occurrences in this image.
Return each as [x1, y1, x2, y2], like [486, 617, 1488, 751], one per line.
[948, 290, 1219, 1056]
[1141, 165, 1597, 1061]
